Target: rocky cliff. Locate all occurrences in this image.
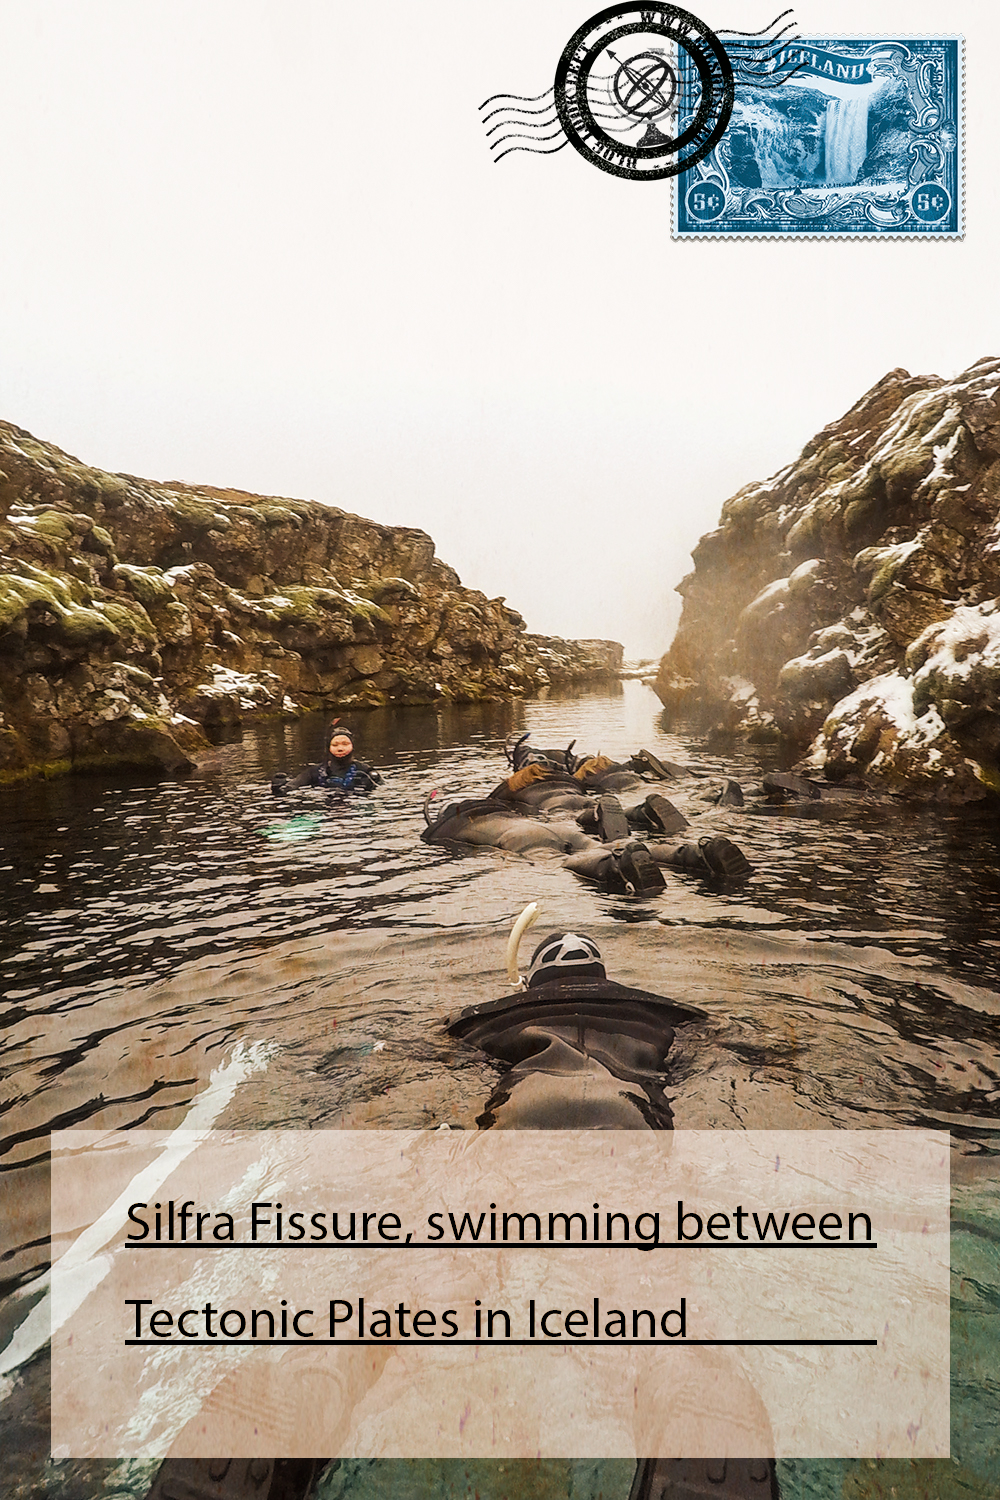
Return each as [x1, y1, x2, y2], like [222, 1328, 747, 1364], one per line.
[0, 421, 622, 781]
[654, 356, 1000, 802]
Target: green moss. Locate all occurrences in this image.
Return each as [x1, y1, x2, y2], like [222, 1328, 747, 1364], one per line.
[786, 497, 840, 554]
[56, 605, 120, 645]
[32, 510, 78, 542]
[0, 757, 73, 785]
[357, 576, 420, 604]
[64, 465, 131, 502]
[865, 544, 919, 603]
[0, 570, 74, 629]
[171, 497, 228, 529]
[257, 504, 304, 528]
[114, 564, 175, 609]
[260, 585, 387, 627]
[343, 591, 391, 624]
[94, 472, 130, 500]
[973, 761, 1000, 794]
[100, 599, 155, 639]
[452, 678, 493, 702]
[263, 587, 333, 624]
[0, 568, 148, 643]
[88, 524, 116, 554]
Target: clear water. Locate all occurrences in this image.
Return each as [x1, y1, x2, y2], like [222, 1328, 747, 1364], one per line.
[1, 683, 997, 1500]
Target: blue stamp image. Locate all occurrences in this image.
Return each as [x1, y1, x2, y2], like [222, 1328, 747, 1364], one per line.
[674, 38, 963, 237]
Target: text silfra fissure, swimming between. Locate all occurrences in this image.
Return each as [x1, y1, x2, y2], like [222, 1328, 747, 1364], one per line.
[125, 1200, 875, 1246]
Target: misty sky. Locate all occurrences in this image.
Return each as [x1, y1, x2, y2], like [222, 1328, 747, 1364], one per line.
[0, 0, 995, 655]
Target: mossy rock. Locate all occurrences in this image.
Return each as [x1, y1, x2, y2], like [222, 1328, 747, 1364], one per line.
[855, 542, 920, 603]
[0, 568, 150, 644]
[360, 576, 420, 603]
[263, 587, 346, 625]
[100, 598, 156, 641]
[84, 524, 116, 556]
[114, 564, 175, 609]
[81, 471, 130, 508]
[343, 592, 391, 625]
[720, 487, 767, 526]
[159, 600, 193, 642]
[170, 497, 229, 529]
[31, 509, 80, 542]
[972, 760, 1000, 794]
[69, 467, 132, 504]
[94, 472, 130, 500]
[0, 756, 74, 785]
[786, 497, 840, 554]
[113, 659, 157, 687]
[0, 569, 79, 630]
[55, 603, 121, 645]
[868, 555, 909, 603]
[257, 504, 305, 528]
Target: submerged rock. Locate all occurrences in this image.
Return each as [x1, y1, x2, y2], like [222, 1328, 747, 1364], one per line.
[654, 357, 1000, 802]
[0, 422, 622, 781]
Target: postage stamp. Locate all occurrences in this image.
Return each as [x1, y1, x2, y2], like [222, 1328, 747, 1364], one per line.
[673, 37, 963, 238]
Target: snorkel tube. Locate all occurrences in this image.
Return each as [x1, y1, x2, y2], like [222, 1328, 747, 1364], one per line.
[505, 731, 532, 770]
[505, 901, 540, 990]
[422, 789, 439, 826]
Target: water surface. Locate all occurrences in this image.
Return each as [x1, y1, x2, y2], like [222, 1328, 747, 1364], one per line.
[1, 684, 997, 1499]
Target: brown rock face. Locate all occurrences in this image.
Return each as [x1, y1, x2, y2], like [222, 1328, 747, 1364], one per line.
[654, 357, 1000, 801]
[0, 423, 621, 781]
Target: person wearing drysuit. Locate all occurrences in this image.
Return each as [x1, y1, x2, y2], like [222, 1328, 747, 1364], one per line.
[270, 722, 381, 795]
[143, 929, 777, 1500]
[449, 927, 780, 1500]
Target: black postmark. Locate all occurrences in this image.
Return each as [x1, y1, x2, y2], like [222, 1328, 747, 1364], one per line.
[481, 8, 803, 174]
[553, 3, 734, 180]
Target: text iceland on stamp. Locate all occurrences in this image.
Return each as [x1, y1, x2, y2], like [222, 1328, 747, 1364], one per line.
[674, 38, 963, 238]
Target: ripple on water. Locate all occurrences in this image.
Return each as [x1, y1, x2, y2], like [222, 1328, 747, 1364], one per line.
[0, 688, 998, 1499]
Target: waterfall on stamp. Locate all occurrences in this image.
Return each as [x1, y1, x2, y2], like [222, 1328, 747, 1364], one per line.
[824, 94, 870, 184]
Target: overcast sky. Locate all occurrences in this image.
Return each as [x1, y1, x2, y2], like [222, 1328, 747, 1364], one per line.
[0, 0, 995, 655]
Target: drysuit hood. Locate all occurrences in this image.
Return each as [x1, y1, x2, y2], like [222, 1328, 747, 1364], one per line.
[447, 978, 708, 1039]
[325, 721, 356, 763]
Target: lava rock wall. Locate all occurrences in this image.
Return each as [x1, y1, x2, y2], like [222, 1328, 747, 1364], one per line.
[654, 357, 1000, 801]
[0, 421, 621, 781]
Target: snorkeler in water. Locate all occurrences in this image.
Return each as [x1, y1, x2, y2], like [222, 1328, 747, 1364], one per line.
[447, 921, 705, 1129]
[142, 914, 776, 1500]
[270, 721, 382, 795]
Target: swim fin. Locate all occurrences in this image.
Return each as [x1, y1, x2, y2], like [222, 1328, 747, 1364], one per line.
[630, 1457, 779, 1499]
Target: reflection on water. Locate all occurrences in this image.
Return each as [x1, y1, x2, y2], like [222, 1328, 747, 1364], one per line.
[0, 684, 998, 1499]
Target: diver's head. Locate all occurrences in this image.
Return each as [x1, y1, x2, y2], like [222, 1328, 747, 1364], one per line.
[527, 932, 606, 988]
[327, 722, 355, 762]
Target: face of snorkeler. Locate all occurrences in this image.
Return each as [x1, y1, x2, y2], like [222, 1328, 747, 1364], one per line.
[329, 733, 354, 760]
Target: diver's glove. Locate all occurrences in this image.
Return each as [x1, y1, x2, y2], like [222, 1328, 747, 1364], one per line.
[270, 773, 291, 796]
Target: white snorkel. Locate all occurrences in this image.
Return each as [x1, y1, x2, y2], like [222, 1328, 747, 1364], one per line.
[506, 902, 540, 990]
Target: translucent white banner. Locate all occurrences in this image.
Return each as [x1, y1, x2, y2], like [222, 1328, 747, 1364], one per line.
[50, 1128, 949, 1459]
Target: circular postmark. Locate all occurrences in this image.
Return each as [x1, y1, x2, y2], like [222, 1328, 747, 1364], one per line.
[554, 3, 734, 181]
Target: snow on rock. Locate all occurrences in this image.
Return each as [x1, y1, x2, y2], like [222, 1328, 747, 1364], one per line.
[802, 670, 974, 794]
[654, 357, 1000, 801]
